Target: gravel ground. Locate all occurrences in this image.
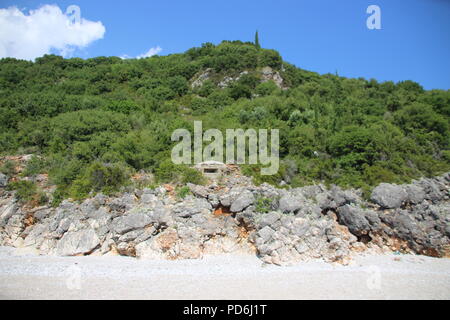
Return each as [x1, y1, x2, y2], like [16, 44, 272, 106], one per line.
[0, 246, 449, 300]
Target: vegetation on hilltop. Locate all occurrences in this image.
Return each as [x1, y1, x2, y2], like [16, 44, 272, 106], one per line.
[0, 40, 449, 203]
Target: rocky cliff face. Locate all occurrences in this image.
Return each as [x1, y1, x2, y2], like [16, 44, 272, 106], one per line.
[190, 66, 287, 90]
[0, 173, 449, 265]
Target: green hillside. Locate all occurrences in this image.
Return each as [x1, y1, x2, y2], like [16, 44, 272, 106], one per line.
[0, 40, 449, 204]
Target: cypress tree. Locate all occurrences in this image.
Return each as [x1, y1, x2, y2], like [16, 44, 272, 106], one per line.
[255, 30, 261, 49]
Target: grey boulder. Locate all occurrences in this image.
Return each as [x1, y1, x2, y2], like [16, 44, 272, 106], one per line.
[172, 198, 212, 218]
[56, 229, 100, 256]
[404, 185, 426, 204]
[370, 183, 408, 209]
[337, 205, 380, 236]
[278, 195, 302, 213]
[257, 226, 276, 243]
[230, 191, 255, 213]
[112, 211, 153, 234]
[187, 183, 209, 198]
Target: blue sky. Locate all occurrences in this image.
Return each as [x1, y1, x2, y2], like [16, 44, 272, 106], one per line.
[1, 0, 449, 90]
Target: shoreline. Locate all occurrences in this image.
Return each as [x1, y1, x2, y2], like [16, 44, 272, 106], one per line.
[1, 246, 449, 300]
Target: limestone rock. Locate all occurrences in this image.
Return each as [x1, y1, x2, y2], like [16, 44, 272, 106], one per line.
[371, 183, 408, 208]
[56, 229, 100, 256]
[112, 211, 153, 234]
[336, 205, 378, 237]
[278, 195, 302, 213]
[230, 190, 254, 213]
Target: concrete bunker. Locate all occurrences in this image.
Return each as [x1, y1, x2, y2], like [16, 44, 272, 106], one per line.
[194, 161, 228, 179]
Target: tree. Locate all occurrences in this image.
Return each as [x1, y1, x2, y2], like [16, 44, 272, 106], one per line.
[255, 30, 261, 49]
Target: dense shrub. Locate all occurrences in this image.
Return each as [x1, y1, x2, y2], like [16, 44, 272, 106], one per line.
[6, 180, 48, 205]
[69, 162, 131, 199]
[155, 160, 206, 185]
[0, 40, 448, 199]
[0, 160, 17, 176]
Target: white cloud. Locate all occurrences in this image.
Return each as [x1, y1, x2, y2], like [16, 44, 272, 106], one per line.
[121, 46, 162, 60]
[136, 46, 162, 58]
[0, 4, 105, 60]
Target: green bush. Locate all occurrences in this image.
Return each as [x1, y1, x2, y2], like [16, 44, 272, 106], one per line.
[69, 162, 131, 199]
[181, 167, 206, 185]
[255, 196, 272, 213]
[255, 81, 278, 96]
[6, 180, 48, 205]
[242, 164, 286, 186]
[442, 150, 450, 162]
[0, 160, 17, 176]
[155, 160, 206, 185]
[51, 187, 66, 207]
[176, 186, 191, 199]
[363, 165, 402, 186]
[7, 180, 36, 201]
[22, 155, 48, 176]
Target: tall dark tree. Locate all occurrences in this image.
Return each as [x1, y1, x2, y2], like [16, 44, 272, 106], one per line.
[255, 30, 261, 49]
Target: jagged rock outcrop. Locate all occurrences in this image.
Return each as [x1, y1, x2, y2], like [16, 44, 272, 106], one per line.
[189, 67, 287, 90]
[0, 173, 449, 265]
[190, 68, 213, 88]
[260, 66, 285, 89]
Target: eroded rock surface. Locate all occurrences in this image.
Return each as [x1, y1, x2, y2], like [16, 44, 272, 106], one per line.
[0, 173, 449, 265]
